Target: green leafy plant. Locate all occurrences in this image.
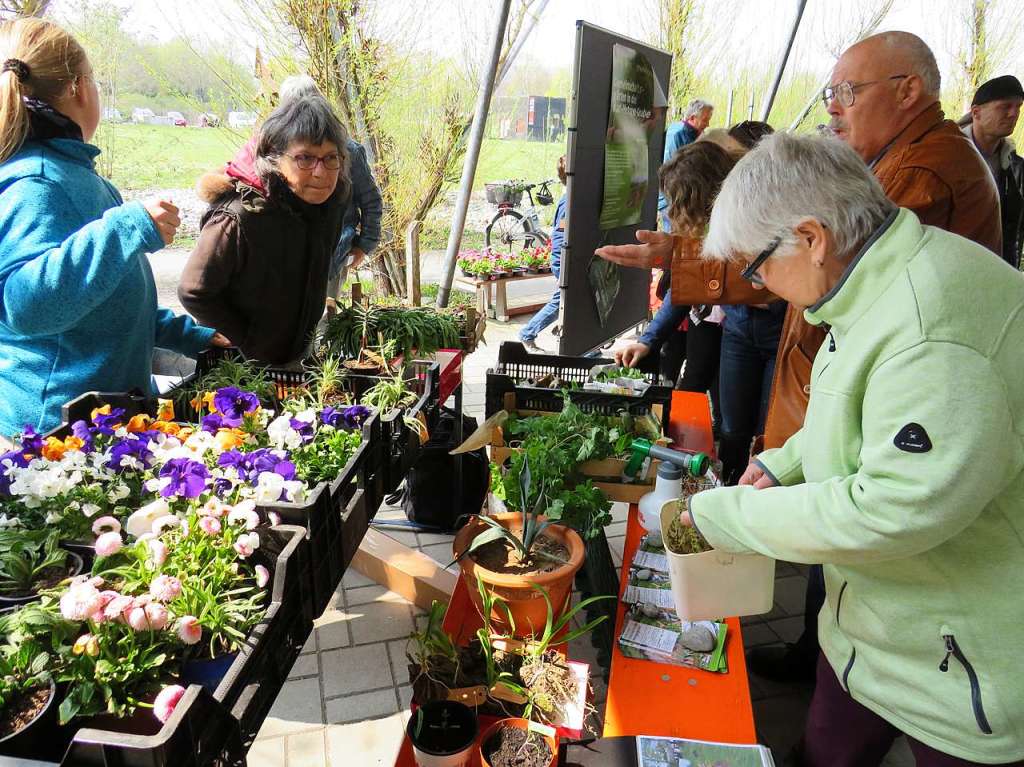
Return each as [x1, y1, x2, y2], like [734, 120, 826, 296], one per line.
[0, 529, 70, 598]
[593, 365, 647, 382]
[183, 357, 275, 412]
[322, 304, 460, 360]
[0, 643, 51, 714]
[462, 455, 566, 567]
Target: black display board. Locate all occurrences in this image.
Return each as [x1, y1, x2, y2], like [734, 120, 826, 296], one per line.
[558, 22, 672, 356]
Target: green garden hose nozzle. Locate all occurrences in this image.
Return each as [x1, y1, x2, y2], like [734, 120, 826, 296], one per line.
[622, 438, 710, 482]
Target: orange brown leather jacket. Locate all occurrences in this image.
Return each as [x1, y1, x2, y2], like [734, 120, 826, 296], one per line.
[670, 102, 1002, 450]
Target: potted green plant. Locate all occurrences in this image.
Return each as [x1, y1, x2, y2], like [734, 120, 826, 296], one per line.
[0, 641, 56, 759]
[660, 499, 775, 621]
[478, 717, 556, 767]
[453, 458, 584, 638]
[406, 699, 478, 767]
[0, 529, 83, 607]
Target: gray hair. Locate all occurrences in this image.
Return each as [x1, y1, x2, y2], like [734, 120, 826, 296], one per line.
[279, 74, 322, 106]
[684, 99, 713, 121]
[864, 31, 941, 98]
[703, 132, 896, 264]
[254, 95, 350, 200]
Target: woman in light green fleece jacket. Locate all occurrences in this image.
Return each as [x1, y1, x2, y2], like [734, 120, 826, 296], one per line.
[681, 133, 1024, 767]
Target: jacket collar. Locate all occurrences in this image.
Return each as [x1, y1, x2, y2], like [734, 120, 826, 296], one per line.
[869, 101, 945, 168]
[960, 122, 1015, 170]
[804, 207, 910, 332]
[29, 137, 101, 169]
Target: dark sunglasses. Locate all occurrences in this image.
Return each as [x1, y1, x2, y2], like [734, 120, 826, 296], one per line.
[740, 239, 781, 284]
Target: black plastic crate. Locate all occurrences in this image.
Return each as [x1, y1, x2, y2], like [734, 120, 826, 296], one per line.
[485, 342, 673, 431]
[573, 527, 619, 681]
[58, 391, 155, 431]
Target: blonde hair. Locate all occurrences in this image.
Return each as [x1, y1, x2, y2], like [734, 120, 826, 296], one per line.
[0, 17, 88, 163]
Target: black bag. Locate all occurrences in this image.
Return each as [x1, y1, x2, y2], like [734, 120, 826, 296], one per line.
[393, 409, 489, 532]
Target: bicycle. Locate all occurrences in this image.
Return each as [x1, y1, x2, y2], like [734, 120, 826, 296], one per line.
[484, 178, 556, 254]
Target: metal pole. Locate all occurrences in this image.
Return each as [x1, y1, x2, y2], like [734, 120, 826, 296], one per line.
[437, 0, 513, 308]
[726, 88, 734, 125]
[760, 0, 808, 122]
[747, 90, 755, 120]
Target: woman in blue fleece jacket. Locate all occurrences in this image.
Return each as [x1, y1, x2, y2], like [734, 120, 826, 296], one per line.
[0, 18, 221, 437]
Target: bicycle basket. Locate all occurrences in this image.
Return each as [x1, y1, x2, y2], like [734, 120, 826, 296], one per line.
[535, 187, 554, 206]
[485, 182, 523, 207]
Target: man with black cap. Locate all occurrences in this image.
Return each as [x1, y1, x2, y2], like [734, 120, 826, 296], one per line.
[963, 75, 1024, 268]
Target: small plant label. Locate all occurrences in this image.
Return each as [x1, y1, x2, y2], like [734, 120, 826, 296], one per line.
[527, 720, 557, 738]
[621, 618, 680, 655]
[623, 584, 675, 609]
[633, 550, 669, 572]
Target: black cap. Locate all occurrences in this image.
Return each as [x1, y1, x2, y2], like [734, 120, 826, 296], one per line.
[972, 75, 1024, 107]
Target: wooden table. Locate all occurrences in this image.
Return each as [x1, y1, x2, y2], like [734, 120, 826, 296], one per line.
[602, 391, 757, 743]
[455, 272, 555, 322]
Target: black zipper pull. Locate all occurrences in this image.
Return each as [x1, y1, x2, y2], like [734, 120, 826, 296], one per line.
[939, 634, 954, 672]
[828, 330, 836, 352]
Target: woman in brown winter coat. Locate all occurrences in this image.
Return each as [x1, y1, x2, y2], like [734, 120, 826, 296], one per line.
[179, 95, 350, 364]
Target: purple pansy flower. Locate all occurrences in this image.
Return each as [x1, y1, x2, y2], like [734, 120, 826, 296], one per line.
[107, 438, 154, 473]
[212, 387, 259, 427]
[201, 413, 227, 434]
[92, 408, 126, 436]
[19, 426, 44, 456]
[212, 477, 235, 496]
[320, 405, 370, 430]
[70, 421, 96, 453]
[218, 450, 250, 480]
[159, 458, 210, 499]
[247, 448, 296, 482]
[0, 449, 30, 495]
[288, 417, 316, 444]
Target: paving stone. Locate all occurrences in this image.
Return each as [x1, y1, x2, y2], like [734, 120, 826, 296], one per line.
[267, 677, 324, 726]
[325, 688, 399, 724]
[325, 713, 407, 766]
[256, 714, 325, 740]
[389, 639, 414, 687]
[609, 502, 630, 523]
[345, 584, 409, 606]
[740, 622, 780, 648]
[416, 531, 455, 546]
[321, 642, 395, 699]
[301, 628, 318, 655]
[379, 527, 419, 547]
[773, 575, 809, 616]
[342, 567, 376, 589]
[605, 520, 627, 538]
[246, 734, 287, 767]
[419, 541, 455, 567]
[766, 616, 806, 644]
[288, 652, 320, 679]
[286, 727, 327, 764]
[315, 611, 352, 650]
[398, 684, 414, 710]
[349, 600, 416, 645]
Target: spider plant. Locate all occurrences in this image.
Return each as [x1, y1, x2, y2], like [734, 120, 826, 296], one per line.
[0, 530, 69, 598]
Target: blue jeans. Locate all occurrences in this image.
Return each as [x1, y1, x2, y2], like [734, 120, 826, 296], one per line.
[519, 252, 561, 342]
[718, 305, 785, 482]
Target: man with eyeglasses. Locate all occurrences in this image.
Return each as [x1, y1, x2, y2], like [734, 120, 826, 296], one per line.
[596, 31, 1001, 686]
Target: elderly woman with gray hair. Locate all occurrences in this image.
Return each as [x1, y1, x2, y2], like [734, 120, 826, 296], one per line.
[679, 133, 1024, 767]
[179, 94, 350, 364]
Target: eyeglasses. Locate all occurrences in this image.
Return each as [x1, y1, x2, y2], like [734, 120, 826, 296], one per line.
[821, 75, 909, 108]
[740, 239, 781, 285]
[283, 153, 342, 171]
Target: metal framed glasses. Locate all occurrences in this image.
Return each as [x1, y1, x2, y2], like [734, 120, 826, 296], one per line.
[284, 153, 342, 171]
[740, 239, 781, 285]
[821, 75, 909, 108]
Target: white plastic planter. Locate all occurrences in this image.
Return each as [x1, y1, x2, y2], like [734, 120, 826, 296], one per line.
[660, 501, 775, 621]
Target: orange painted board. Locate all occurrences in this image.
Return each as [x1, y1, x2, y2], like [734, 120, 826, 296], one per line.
[602, 391, 756, 742]
[667, 390, 716, 458]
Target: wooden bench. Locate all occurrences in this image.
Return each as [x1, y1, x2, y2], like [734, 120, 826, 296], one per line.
[454, 272, 555, 322]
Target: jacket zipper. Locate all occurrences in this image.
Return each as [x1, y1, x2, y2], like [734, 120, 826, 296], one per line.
[939, 633, 993, 734]
[827, 329, 837, 352]
[835, 580, 855, 691]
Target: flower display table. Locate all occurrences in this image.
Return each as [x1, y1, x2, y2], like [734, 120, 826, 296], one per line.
[454, 272, 555, 323]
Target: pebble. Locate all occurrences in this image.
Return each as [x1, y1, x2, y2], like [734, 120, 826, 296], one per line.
[641, 603, 660, 618]
[678, 624, 716, 653]
[635, 568, 652, 581]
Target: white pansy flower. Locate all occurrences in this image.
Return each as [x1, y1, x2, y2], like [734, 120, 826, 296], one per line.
[266, 416, 302, 450]
[126, 498, 171, 538]
[44, 512, 61, 524]
[0, 513, 21, 528]
[81, 503, 101, 518]
[253, 472, 286, 505]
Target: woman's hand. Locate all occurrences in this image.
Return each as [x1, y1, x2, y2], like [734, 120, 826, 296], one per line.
[615, 342, 650, 368]
[209, 332, 232, 348]
[738, 460, 778, 490]
[595, 229, 674, 269]
[144, 199, 181, 245]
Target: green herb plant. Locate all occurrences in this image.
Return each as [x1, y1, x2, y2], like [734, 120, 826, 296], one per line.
[0, 643, 51, 714]
[183, 357, 275, 411]
[593, 365, 647, 382]
[0, 529, 70, 598]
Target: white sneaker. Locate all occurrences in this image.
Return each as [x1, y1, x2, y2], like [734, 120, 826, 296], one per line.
[521, 339, 547, 354]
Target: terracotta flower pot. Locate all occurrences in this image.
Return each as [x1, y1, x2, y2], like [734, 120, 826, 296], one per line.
[453, 513, 584, 638]
[478, 718, 556, 767]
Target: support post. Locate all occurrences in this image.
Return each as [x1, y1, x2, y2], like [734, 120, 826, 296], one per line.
[747, 90, 755, 120]
[760, 0, 808, 122]
[436, 0, 513, 308]
[726, 88, 734, 125]
[405, 221, 422, 307]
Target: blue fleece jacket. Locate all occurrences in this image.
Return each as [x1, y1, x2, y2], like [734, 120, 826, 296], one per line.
[0, 139, 215, 436]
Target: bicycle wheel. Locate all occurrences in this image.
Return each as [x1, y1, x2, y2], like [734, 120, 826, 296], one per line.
[485, 209, 530, 255]
[525, 228, 551, 248]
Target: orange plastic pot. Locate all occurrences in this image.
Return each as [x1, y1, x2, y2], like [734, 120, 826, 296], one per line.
[477, 718, 556, 767]
[453, 513, 584, 638]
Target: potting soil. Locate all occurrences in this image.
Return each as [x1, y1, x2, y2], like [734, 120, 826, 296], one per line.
[471, 534, 569, 575]
[0, 685, 50, 739]
[483, 725, 552, 767]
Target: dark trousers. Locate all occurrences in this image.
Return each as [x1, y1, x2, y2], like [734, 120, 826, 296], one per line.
[718, 314, 781, 484]
[677, 320, 722, 425]
[802, 654, 1024, 767]
[797, 564, 825, 657]
[655, 328, 687, 385]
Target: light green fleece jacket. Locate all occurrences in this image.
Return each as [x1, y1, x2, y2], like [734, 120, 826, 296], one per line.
[691, 208, 1024, 763]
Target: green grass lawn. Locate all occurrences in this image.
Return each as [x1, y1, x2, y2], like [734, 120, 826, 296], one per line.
[93, 123, 564, 195]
